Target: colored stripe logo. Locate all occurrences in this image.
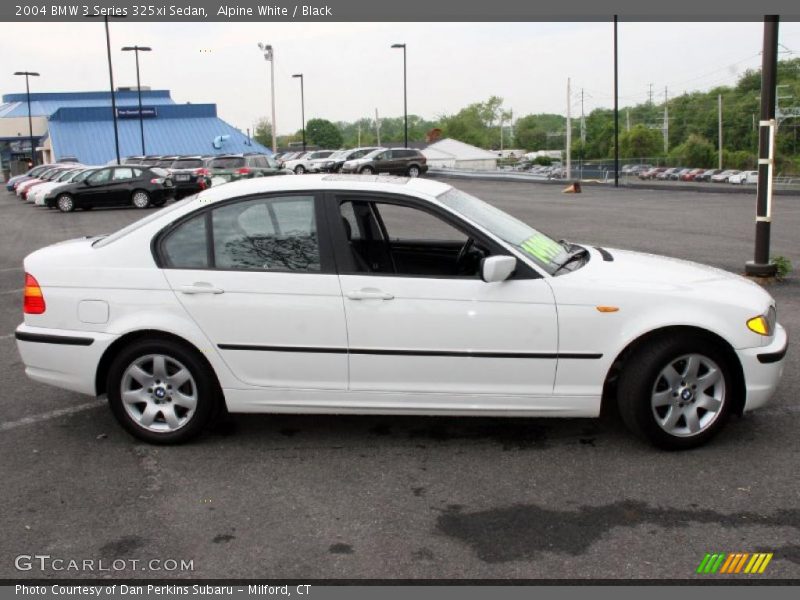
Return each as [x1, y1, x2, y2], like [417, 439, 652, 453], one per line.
[696, 552, 773, 574]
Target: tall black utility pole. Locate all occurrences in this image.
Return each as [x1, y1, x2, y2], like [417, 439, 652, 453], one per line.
[103, 16, 121, 164]
[292, 73, 306, 152]
[122, 45, 152, 155]
[392, 43, 408, 148]
[613, 15, 619, 187]
[13, 71, 39, 166]
[745, 16, 780, 277]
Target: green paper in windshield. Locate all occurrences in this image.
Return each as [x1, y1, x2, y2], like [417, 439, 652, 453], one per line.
[519, 234, 564, 264]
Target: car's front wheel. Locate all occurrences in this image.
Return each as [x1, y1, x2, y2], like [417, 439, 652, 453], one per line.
[617, 334, 734, 450]
[359, 166, 374, 175]
[56, 194, 75, 213]
[407, 165, 421, 178]
[107, 339, 220, 444]
[294, 165, 305, 174]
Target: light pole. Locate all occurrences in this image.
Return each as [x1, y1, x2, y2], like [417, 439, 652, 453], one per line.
[13, 71, 39, 166]
[88, 13, 124, 164]
[391, 43, 407, 148]
[258, 43, 277, 153]
[292, 73, 305, 152]
[121, 45, 151, 155]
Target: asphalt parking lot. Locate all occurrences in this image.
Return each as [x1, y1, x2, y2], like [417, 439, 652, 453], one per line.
[0, 180, 798, 580]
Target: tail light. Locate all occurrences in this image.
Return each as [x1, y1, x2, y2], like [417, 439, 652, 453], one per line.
[195, 168, 210, 176]
[23, 273, 46, 314]
[237, 167, 251, 175]
[150, 178, 165, 184]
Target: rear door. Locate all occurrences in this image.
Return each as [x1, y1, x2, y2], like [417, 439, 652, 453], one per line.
[159, 192, 348, 390]
[78, 167, 114, 204]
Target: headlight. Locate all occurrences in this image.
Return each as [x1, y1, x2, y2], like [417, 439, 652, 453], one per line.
[747, 306, 776, 336]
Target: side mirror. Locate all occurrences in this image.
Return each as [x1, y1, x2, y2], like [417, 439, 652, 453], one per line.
[481, 255, 516, 283]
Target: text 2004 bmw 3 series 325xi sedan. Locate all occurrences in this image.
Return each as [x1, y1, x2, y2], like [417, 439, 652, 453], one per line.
[15, 175, 787, 449]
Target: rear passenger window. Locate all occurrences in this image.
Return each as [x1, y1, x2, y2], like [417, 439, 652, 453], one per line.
[113, 168, 134, 180]
[212, 196, 319, 272]
[162, 214, 208, 269]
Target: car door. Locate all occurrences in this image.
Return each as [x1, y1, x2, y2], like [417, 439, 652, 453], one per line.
[78, 167, 114, 204]
[110, 167, 138, 204]
[327, 192, 558, 399]
[158, 192, 348, 390]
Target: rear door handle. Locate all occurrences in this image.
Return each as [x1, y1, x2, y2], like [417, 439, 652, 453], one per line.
[346, 289, 394, 301]
[178, 282, 224, 295]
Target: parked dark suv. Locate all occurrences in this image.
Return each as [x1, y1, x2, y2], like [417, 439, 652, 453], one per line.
[340, 148, 428, 177]
[46, 165, 175, 212]
[207, 153, 285, 184]
[169, 156, 212, 198]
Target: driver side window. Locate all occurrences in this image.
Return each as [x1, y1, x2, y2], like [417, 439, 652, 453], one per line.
[337, 200, 487, 278]
[88, 168, 112, 184]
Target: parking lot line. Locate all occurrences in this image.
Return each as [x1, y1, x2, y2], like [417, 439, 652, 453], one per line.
[0, 399, 105, 432]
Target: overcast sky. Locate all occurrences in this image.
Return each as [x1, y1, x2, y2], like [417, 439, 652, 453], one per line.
[2, 21, 800, 136]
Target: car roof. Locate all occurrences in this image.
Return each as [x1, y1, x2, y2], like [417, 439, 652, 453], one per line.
[193, 174, 451, 206]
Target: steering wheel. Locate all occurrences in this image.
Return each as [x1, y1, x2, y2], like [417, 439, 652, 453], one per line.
[455, 237, 475, 274]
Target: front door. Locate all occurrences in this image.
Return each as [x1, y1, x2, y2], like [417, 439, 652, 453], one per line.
[329, 193, 558, 398]
[159, 192, 348, 390]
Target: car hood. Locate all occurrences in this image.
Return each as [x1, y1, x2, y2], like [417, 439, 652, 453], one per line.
[559, 247, 772, 312]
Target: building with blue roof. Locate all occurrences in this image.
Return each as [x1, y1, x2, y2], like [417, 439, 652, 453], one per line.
[0, 89, 269, 176]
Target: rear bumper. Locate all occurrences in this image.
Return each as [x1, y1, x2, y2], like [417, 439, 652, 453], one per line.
[738, 323, 788, 412]
[15, 324, 117, 396]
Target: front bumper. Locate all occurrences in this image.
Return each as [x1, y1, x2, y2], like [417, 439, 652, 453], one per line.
[738, 323, 788, 412]
[15, 324, 118, 396]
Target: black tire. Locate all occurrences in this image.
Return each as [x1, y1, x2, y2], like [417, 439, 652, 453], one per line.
[131, 189, 151, 209]
[359, 166, 374, 175]
[107, 338, 221, 444]
[617, 334, 734, 450]
[407, 165, 421, 178]
[56, 194, 75, 213]
[294, 165, 305, 174]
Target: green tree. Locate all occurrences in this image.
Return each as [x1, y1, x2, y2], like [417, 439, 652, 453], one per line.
[669, 134, 716, 168]
[253, 117, 272, 148]
[305, 118, 343, 149]
[619, 124, 663, 158]
[439, 96, 511, 149]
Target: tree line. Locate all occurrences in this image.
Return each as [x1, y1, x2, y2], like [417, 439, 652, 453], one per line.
[253, 58, 800, 173]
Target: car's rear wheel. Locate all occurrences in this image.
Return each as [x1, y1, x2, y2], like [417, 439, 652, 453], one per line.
[131, 190, 151, 209]
[360, 166, 374, 175]
[617, 334, 733, 450]
[294, 165, 305, 174]
[56, 194, 75, 213]
[107, 339, 220, 444]
[407, 165, 421, 178]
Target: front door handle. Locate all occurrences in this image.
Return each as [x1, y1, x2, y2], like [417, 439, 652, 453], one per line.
[346, 288, 394, 301]
[178, 282, 224, 295]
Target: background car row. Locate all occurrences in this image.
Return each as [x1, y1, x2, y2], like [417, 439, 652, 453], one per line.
[8, 162, 176, 212]
[274, 147, 428, 177]
[631, 165, 759, 184]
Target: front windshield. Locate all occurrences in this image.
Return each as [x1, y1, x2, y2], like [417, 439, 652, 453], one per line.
[361, 148, 386, 160]
[328, 150, 346, 160]
[57, 170, 78, 182]
[72, 170, 95, 183]
[437, 188, 570, 275]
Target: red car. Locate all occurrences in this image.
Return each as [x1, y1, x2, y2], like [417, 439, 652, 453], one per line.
[681, 168, 707, 182]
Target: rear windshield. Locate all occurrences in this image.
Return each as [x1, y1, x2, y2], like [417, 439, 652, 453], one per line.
[172, 159, 204, 169]
[210, 157, 245, 169]
[150, 168, 171, 178]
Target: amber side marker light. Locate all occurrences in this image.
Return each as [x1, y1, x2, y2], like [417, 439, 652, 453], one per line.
[596, 306, 619, 313]
[23, 273, 45, 314]
[747, 315, 771, 336]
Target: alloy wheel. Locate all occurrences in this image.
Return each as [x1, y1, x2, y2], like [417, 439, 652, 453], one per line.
[120, 354, 198, 433]
[650, 353, 726, 437]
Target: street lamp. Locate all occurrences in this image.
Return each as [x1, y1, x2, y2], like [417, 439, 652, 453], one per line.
[121, 45, 152, 155]
[13, 71, 39, 166]
[391, 43, 408, 148]
[292, 73, 306, 152]
[87, 12, 125, 165]
[257, 43, 277, 153]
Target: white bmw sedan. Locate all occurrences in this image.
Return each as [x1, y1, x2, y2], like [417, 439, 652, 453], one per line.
[15, 175, 787, 448]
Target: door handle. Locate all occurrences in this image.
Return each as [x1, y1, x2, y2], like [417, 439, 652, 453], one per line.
[178, 282, 224, 295]
[346, 289, 394, 301]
